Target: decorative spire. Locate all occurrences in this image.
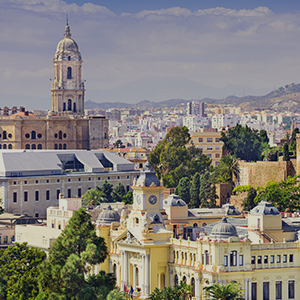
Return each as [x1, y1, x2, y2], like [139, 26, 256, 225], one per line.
[64, 14, 71, 39]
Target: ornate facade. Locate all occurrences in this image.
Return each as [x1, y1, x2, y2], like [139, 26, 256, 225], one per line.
[97, 163, 300, 300]
[0, 21, 108, 150]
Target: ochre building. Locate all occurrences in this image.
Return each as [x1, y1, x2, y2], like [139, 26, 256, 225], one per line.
[0, 21, 108, 150]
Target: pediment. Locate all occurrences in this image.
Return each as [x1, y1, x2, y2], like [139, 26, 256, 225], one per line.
[113, 229, 142, 246]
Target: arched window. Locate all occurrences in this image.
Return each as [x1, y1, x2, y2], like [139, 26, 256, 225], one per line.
[68, 56, 71, 61]
[230, 251, 237, 266]
[3, 131, 7, 139]
[31, 144, 36, 150]
[59, 144, 62, 149]
[31, 131, 36, 140]
[38, 144, 42, 149]
[3, 144, 7, 149]
[54, 144, 58, 149]
[63, 103, 66, 111]
[113, 264, 117, 279]
[205, 250, 210, 265]
[182, 276, 187, 283]
[174, 274, 178, 287]
[25, 144, 30, 149]
[191, 278, 195, 297]
[8, 144, 12, 149]
[59, 131, 62, 140]
[63, 144, 67, 149]
[68, 99, 72, 111]
[193, 223, 198, 227]
[73, 102, 77, 112]
[135, 267, 139, 288]
[67, 67, 72, 79]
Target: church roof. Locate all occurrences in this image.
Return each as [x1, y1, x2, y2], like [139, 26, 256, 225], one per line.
[249, 201, 280, 215]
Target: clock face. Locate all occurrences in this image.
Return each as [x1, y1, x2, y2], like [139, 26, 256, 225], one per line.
[136, 195, 141, 205]
[148, 195, 157, 205]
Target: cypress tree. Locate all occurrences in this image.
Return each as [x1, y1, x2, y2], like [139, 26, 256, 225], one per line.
[199, 172, 218, 208]
[175, 177, 191, 205]
[283, 142, 290, 161]
[190, 172, 200, 208]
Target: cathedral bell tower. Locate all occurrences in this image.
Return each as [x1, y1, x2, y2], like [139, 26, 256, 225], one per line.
[51, 19, 85, 115]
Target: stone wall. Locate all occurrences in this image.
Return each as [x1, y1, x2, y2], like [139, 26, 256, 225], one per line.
[215, 183, 232, 207]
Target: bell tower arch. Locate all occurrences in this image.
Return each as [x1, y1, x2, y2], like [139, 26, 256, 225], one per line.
[51, 19, 85, 115]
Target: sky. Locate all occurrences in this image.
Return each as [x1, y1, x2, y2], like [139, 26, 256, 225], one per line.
[2, 0, 300, 109]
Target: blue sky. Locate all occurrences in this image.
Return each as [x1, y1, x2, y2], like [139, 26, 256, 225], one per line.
[2, 0, 300, 109]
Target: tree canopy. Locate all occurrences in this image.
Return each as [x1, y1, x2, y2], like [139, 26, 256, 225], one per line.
[37, 208, 115, 300]
[175, 177, 191, 205]
[199, 171, 218, 208]
[255, 176, 300, 212]
[149, 282, 192, 300]
[0, 242, 46, 300]
[149, 126, 212, 188]
[220, 124, 267, 161]
[204, 282, 245, 300]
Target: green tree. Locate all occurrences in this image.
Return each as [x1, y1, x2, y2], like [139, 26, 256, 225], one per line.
[0, 242, 46, 300]
[175, 177, 191, 205]
[114, 139, 123, 149]
[199, 172, 218, 208]
[214, 154, 240, 190]
[290, 127, 299, 154]
[149, 282, 192, 300]
[37, 208, 115, 300]
[122, 191, 133, 205]
[255, 176, 300, 212]
[107, 289, 128, 300]
[242, 188, 257, 211]
[283, 142, 290, 161]
[101, 180, 114, 202]
[220, 124, 264, 161]
[149, 126, 212, 188]
[82, 188, 108, 206]
[204, 282, 245, 300]
[190, 172, 200, 208]
[259, 129, 269, 144]
[112, 182, 126, 202]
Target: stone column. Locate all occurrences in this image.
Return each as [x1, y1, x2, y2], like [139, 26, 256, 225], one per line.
[109, 259, 112, 273]
[121, 251, 124, 288]
[248, 278, 252, 300]
[145, 254, 150, 297]
[195, 277, 201, 300]
[169, 270, 173, 288]
[244, 279, 248, 300]
[124, 251, 128, 286]
[133, 264, 136, 289]
[142, 254, 146, 295]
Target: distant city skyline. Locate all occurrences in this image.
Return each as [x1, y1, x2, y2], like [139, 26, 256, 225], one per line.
[2, 0, 300, 109]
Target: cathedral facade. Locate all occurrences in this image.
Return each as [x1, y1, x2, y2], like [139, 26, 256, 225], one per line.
[0, 22, 108, 150]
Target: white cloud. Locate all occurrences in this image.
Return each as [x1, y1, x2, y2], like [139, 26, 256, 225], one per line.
[1, 1, 300, 107]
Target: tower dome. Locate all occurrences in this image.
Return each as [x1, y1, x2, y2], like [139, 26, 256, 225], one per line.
[96, 205, 120, 225]
[54, 20, 82, 61]
[210, 217, 238, 241]
[136, 160, 160, 187]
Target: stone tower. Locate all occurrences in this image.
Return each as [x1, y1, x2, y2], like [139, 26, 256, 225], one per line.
[51, 19, 85, 115]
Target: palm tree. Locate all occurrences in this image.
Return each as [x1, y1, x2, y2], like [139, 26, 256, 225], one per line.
[81, 188, 108, 206]
[204, 282, 245, 300]
[216, 154, 240, 190]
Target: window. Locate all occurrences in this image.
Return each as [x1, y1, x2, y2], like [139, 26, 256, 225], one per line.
[35, 180, 38, 183]
[239, 255, 243, 266]
[263, 282, 269, 300]
[3, 236, 8, 244]
[35, 191, 39, 201]
[230, 251, 237, 266]
[67, 67, 72, 79]
[31, 131, 36, 139]
[277, 255, 281, 263]
[13, 181, 16, 185]
[98, 177, 101, 180]
[215, 138, 220, 142]
[288, 281, 295, 299]
[13, 192, 17, 203]
[59, 131, 63, 140]
[224, 256, 228, 266]
[270, 255, 274, 263]
[46, 190, 50, 201]
[3, 144, 7, 149]
[198, 138, 203, 142]
[289, 254, 294, 263]
[276, 281, 282, 299]
[37, 133, 42, 139]
[78, 178, 81, 181]
[57, 179, 60, 182]
[252, 283, 257, 300]
[257, 256, 262, 264]
[283, 255, 287, 263]
[78, 188, 81, 197]
[207, 147, 213, 150]
[73, 103, 77, 113]
[207, 138, 213, 142]
[251, 256, 255, 264]
[88, 178, 91, 181]
[25, 133, 30, 139]
[264, 256, 268, 264]
[24, 191, 28, 202]
[207, 154, 212, 158]
[3, 131, 7, 139]
[63, 144, 67, 149]
[57, 189, 60, 200]
[215, 153, 220, 158]
[68, 189, 71, 198]
[54, 144, 58, 149]
[63, 103, 66, 111]
[35, 213, 39, 218]
[68, 56, 71, 61]
[8, 144, 12, 149]
[10, 236, 14, 243]
[67, 99, 72, 111]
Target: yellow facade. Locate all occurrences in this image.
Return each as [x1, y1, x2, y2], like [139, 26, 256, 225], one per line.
[96, 165, 300, 300]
